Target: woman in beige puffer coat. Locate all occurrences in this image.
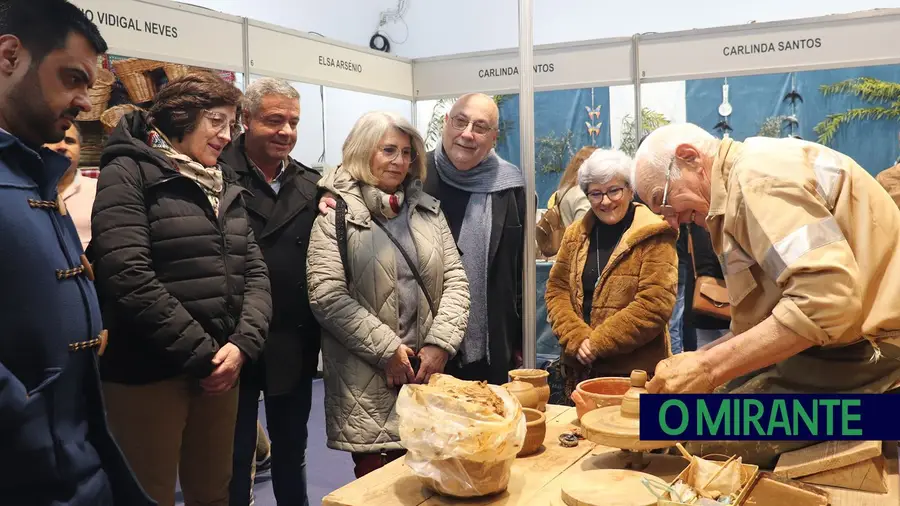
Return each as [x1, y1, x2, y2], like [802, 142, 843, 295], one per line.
[307, 111, 469, 478]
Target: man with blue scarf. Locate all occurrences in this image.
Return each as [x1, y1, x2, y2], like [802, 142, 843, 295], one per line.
[0, 1, 152, 504]
[424, 93, 526, 385]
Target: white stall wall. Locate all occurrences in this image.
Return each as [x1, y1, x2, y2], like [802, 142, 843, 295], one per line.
[323, 88, 413, 166]
[609, 82, 687, 150]
[173, 0, 399, 49]
[398, 0, 893, 58]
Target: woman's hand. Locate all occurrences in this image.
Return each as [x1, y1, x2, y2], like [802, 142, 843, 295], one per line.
[385, 344, 416, 388]
[200, 343, 245, 394]
[318, 192, 337, 215]
[576, 338, 598, 366]
[414, 345, 449, 384]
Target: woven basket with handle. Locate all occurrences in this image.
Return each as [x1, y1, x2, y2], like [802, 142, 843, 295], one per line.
[100, 104, 142, 134]
[112, 58, 164, 103]
[76, 68, 116, 121]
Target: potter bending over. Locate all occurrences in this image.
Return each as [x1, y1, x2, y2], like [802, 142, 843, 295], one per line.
[632, 123, 900, 397]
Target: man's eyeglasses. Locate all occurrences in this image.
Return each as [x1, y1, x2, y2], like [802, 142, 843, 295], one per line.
[587, 187, 626, 203]
[659, 157, 677, 219]
[380, 145, 417, 163]
[203, 110, 238, 137]
[448, 115, 494, 135]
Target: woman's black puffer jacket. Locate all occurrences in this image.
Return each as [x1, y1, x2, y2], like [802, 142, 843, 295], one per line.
[91, 112, 272, 384]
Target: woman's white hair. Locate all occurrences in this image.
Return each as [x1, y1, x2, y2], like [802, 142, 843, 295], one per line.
[577, 148, 634, 193]
[342, 111, 426, 186]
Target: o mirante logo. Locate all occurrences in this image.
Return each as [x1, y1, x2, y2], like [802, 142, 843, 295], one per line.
[639, 394, 894, 441]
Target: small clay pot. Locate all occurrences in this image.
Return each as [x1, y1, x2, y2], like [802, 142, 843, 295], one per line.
[572, 377, 631, 420]
[502, 380, 539, 410]
[509, 368, 550, 411]
[518, 408, 546, 457]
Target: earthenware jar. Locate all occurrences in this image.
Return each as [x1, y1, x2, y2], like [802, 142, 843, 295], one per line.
[508, 368, 550, 411]
[502, 380, 539, 409]
[518, 408, 546, 457]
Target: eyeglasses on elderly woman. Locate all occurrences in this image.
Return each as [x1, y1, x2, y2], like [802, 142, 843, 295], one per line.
[378, 144, 417, 163]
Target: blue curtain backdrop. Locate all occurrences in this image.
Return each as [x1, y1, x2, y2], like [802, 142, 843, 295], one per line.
[686, 64, 900, 176]
[495, 87, 612, 205]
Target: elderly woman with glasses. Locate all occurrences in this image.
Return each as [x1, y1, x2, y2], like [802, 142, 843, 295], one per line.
[545, 148, 677, 399]
[307, 111, 469, 478]
[90, 72, 272, 506]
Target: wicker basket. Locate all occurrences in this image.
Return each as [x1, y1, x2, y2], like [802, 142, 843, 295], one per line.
[112, 58, 163, 103]
[100, 104, 142, 134]
[76, 68, 116, 121]
[163, 63, 190, 82]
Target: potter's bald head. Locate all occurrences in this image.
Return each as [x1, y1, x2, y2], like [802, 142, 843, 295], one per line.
[633, 123, 719, 229]
[442, 93, 500, 171]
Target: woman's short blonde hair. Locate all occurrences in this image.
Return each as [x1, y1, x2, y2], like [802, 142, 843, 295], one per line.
[341, 111, 426, 186]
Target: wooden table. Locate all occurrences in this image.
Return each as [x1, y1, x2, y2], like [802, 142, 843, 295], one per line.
[322, 405, 899, 506]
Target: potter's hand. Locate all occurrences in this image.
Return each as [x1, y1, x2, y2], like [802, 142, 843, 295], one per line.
[646, 352, 716, 394]
[576, 339, 598, 366]
[318, 192, 336, 215]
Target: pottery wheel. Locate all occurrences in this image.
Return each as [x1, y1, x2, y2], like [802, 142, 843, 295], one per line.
[581, 406, 671, 452]
[560, 469, 666, 506]
[580, 370, 674, 453]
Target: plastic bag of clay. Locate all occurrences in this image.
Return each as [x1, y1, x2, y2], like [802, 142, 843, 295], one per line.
[690, 456, 743, 497]
[397, 374, 526, 498]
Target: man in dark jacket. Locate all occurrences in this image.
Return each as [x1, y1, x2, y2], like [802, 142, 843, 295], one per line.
[220, 77, 321, 506]
[0, 1, 153, 505]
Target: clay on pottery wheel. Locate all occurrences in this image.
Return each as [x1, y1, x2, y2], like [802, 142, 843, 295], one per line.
[572, 377, 630, 420]
[560, 469, 667, 506]
[502, 380, 540, 410]
[581, 370, 673, 452]
[517, 408, 546, 457]
[508, 368, 550, 411]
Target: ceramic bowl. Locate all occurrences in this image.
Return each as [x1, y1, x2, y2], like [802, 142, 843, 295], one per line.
[517, 408, 546, 457]
[572, 377, 631, 420]
[502, 380, 540, 409]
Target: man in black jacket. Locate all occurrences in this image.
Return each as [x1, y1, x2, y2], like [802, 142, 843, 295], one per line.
[319, 93, 525, 385]
[221, 77, 321, 506]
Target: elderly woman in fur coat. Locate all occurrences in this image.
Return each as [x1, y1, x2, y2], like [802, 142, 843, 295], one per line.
[545, 148, 678, 398]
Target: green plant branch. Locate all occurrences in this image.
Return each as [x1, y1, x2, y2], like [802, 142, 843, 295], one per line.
[815, 107, 900, 145]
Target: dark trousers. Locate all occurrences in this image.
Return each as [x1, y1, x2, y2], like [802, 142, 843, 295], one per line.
[350, 450, 406, 479]
[230, 378, 313, 506]
[445, 357, 510, 385]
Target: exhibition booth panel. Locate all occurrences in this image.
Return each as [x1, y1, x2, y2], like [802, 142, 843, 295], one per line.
[639, 9, 900, 175]
[245, 20, 415, 167]
[70, 0, 246, 172]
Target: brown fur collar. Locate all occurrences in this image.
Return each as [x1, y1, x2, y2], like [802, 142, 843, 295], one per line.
[576, 203, 677, 258]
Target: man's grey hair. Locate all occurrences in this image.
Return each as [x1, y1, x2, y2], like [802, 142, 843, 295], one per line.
[243, 77, 300, 118]
[632, 123, 717, 188]
[577, 148, 634, 193]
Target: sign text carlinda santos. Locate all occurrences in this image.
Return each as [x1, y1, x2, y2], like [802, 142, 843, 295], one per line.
[479, 63, 555, 79]
[722, 37, 822, 57]
[78, 8, 178, 39]
[638, 394, 900, 441]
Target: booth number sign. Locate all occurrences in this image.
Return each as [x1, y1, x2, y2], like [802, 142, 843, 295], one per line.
[79, 9, 178, 39]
